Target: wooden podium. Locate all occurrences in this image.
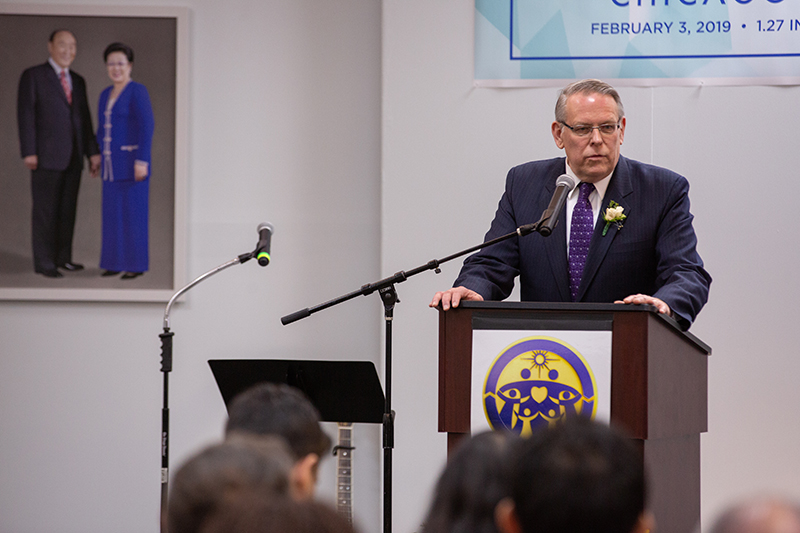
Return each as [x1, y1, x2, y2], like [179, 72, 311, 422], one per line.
[438, 301, 711, 533]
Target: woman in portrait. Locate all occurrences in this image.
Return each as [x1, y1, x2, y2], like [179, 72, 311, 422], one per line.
[96, 42, 154, 279]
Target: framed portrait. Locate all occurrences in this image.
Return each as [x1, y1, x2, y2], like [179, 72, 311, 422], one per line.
[0, 4, 188, 301]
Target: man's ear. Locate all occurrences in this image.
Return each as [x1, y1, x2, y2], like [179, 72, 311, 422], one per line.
[495, 497, 523, 533]
[289, 453, 320, 500]
[552, 121, 566, 149]
[632, 510, 656, 533]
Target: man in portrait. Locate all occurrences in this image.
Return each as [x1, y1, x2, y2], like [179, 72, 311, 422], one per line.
[17, 29, 100, 278]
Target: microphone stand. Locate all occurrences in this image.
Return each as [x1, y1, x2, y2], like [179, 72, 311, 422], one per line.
[280, 218, 553, 533]
[159, 247, 262, 533]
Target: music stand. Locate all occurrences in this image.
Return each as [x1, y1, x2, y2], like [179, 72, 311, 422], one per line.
[208, 359, 385, 424]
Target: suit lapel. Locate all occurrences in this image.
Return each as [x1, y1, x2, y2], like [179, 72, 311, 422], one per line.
[45, 63, 71, 106]
[542, 168, 572, 301]
[576, 157, 633, 301]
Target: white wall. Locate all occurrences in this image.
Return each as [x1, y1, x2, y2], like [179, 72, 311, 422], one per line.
[383, 2, 800, 533]
[2, 1, 799, 532]
[0, 0, 382, 532]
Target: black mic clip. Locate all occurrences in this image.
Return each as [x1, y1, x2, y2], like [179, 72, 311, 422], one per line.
[517, 221, 542, 237]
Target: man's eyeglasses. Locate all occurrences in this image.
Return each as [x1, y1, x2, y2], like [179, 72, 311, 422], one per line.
[560, 122, 620, 137]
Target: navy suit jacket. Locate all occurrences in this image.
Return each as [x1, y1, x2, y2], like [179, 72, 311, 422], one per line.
[17, 63, 99, 170]
[454, 156, 711, 329]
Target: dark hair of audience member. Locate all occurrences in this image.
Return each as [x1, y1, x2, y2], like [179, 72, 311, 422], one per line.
[509, 417, 646, 533]
[422, 430, 519, 533]
[167, 434, 294, 533]
[225, 382, 331, 460]
[198, 490, 358, 533]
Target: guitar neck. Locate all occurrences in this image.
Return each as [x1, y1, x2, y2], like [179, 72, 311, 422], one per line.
[335, 422, 354, 525]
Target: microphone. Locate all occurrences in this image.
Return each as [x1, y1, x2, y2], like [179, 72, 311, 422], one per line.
[255, 222, 274, 266]
[536, 174, 576, 237]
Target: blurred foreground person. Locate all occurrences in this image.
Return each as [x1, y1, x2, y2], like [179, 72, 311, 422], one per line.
[422, 430, 519, 533]
[225, 382, 331, 499]
[495, 417, 653, 533]
[710, 498, 800, 533]
[168, 434, 293, 533]
[198, 490, 358, 533]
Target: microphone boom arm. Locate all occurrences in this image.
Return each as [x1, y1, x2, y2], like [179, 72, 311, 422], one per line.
[280, 219, 548, 325]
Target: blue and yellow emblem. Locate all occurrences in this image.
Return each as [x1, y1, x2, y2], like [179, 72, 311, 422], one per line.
[483, 336, 597, 436]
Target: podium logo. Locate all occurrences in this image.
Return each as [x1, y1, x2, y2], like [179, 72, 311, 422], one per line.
[483, 336, 597, 436]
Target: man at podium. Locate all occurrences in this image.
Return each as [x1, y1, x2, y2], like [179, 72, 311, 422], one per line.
[430, 79, 710, 330]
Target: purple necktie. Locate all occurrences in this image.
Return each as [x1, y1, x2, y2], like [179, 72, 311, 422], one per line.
[569, 182, 595, 302]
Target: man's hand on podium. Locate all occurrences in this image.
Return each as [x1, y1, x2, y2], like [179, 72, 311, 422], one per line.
[615, 293, 672, 317]
[430, 286, 484, 311]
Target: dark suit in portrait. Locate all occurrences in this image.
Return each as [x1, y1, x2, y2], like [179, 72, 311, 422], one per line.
[17, 51, 100, 276]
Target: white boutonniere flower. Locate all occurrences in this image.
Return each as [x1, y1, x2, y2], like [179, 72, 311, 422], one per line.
[602, 201, 626, 236]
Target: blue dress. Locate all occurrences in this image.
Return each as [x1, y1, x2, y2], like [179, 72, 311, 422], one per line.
[96, 81, 155, 273]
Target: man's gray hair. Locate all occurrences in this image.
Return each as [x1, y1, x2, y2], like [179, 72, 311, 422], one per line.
[554, 79, 625, 124]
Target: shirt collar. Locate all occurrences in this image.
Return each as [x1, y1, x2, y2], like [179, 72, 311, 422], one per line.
[565, 159, 613, 201]
[48, 57, 69, 76]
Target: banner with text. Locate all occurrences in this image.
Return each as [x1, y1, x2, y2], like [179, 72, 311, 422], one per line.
[475, 0, 800, 86]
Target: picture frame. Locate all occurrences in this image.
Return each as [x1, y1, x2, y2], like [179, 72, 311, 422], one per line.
[0, 3, 188, 301]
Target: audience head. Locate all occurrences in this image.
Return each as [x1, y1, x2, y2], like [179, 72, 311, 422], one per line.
[198, 490, 358, 533]
[710, 497, 800, 533]
[168, 434, 294, 533]
[496, 417, 650, 533]
[423, 430, 519, 533]
[225, 382, 331, 499]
